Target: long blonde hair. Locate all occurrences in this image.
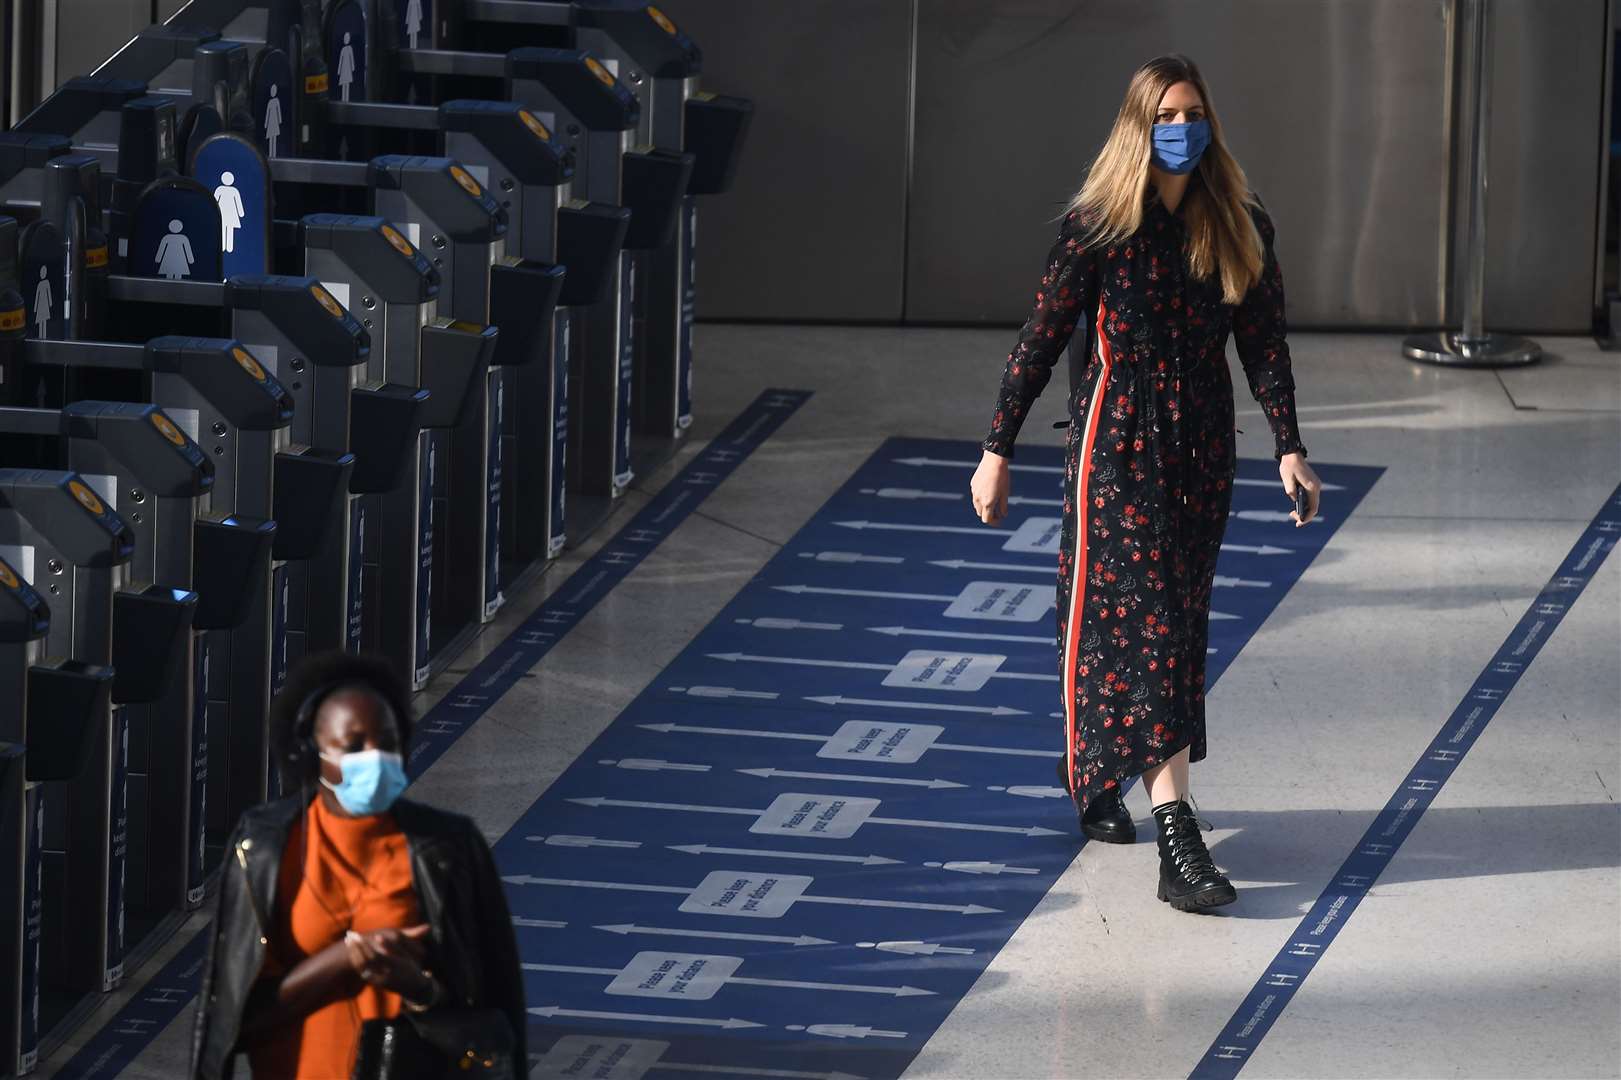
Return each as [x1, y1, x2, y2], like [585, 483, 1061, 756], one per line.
[1065, 54, 1264, 304]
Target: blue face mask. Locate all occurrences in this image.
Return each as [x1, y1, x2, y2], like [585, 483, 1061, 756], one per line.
[1151, 118, 1211, 175]
[320, 748, 409, 815]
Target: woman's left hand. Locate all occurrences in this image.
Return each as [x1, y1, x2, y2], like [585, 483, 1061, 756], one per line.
[1279, 452, 1320, 526]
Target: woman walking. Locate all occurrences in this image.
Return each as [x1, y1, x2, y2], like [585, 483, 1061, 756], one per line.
[190, 651, 526, 1078]
[970, 54, 1322, 913]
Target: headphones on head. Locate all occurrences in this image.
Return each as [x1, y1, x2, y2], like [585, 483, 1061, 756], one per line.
[283, 679, 403, 787]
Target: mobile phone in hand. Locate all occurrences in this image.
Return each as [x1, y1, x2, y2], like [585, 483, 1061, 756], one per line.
[1294, 485, 1308, 522]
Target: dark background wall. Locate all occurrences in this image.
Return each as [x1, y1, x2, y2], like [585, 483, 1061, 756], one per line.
[7, 0, 1609, 330]
[664, 0, 1607, 332]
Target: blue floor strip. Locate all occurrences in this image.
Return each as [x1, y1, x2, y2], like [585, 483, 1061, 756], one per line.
[50, 388, 811, 1079]
[509, 438, 1382, 1080]
[1190, 481, 1621, 1080]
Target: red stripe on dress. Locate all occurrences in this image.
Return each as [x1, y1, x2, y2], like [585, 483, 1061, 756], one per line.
[1064, 303, 1112, 794]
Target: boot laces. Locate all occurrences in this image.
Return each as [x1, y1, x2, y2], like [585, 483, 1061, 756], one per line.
[1163, 797, 1220, 879]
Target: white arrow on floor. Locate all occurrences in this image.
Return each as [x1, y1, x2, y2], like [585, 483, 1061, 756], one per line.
[861, 940, 976, 957]
[867, 625, 1048, 644]
[508, 873, 1000, 915]
[738, 616, 845, 630]
[868, 814, 1063, 838]
[525, 834, 643, 849]
[1214, 575, 1271, 588]
[924, 860, 1040, 876]
[1231, 509, 1323, 524]
[1220, 542, 1294, 555]
[1236, 476, 1344, 491]
[504, 875, 690, 895]
[737, 766, 965, 790]
[894, 455, 1062, 475]
[933, 740, 1062, 758]
[640, 722, 827, 743]
[567, 797, 757, 818]
[710, 651, 890, 672]
[713, 651, 1057, 683]
[595, 923, 834, 947]
[641, 720, 1056, 759]
[989, 785, 1069, 799]
[601, 758, 712, 772]
[806, 694, 1027, 716]
[861, 486, 1061, 508]
[929, 559, 1048, 575]
[667, 685, 782, 700]
[668, 843, 901, 866]
[570, 796, 1060, 838]
[512, 917, 568, 928]
[658, 1062, 866, 1080]
[774, 584, 955, 602]
[524, 962, 934, 998]
[527, 1005, 762, 1029]
[861, 487, 959, 501]
[796, 551, 905, 565]
[833, 520, 1000, 537]
[797, 1023, 910, 1040]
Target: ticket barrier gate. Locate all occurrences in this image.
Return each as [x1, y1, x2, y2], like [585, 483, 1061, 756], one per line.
[12, 333, 291, 859]
[454, 0, 752, 442]
[94, 278, 355, 815]
[299, 214, 500, 680]
[268, 155, 511, 683]
[0, 555, 113, 1077]
[101, 274, 364, 660]
[0, 402, 212, 941]
[387, 42, 689, 503]
[319, 99, 584, 565]
[0, 470, 135, 1003]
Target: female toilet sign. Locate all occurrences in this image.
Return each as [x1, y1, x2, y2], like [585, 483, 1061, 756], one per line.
[190, 133, 271, 277]
[20, 220, 66, 339]
[326, 2, 366, 103]
[130, 177, 222, 282]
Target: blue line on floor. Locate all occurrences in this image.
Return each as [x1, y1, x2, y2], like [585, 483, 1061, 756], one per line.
[1190, 481, 1621, 1080]
[48, 388, 811, 1080]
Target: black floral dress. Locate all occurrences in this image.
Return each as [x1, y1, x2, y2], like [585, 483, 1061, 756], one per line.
[982, 177, 1306, 819]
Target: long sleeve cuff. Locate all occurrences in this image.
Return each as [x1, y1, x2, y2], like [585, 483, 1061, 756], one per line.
[981, 431, 1016, 460]
[1258, 390, 1307, 460]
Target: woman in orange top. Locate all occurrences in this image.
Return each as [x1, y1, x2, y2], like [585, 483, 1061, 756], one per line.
[191, 652, 526, 1079]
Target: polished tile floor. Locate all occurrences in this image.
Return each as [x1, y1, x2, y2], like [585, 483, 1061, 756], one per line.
[47, 326, 1621, 1079]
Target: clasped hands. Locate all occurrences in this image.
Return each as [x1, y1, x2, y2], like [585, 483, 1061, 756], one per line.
[344, 923, 438, 1006]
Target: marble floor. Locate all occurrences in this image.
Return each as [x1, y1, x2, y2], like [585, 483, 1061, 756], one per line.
[43, 324, 1621, 1079]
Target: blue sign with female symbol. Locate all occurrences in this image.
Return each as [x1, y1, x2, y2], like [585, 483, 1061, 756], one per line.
[191, 133, 271, 277]
[129, 177, 222, 282]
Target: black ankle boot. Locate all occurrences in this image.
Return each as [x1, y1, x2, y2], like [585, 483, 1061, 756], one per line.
[1151, 797, 1236, 911]
[1056, 759, 1136, 843]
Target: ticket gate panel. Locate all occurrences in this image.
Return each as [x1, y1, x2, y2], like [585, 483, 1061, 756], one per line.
[0, 470, 131, 995]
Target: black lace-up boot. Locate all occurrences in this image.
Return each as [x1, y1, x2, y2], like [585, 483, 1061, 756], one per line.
[1151, 796, 1236, 911]
[1057, 759, 1136, 843]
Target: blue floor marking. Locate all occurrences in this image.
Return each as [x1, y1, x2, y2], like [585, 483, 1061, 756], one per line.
[1191, 480, 1621, 1080]
[49, 388, 811, 1079]
[514, 438, 1383, 1079]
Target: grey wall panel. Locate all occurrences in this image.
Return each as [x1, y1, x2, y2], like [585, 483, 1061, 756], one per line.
[662, 1, 913, 321]
[52, 0, 152, 90]
[1473, 0, 1603, 333]
[907, 0, 1454, 329]
[158, 0, 190, 17]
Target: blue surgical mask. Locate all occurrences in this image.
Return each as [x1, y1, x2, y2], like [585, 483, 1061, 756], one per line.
[1151, 119, 1211, 175]
[320, 748, 409, 815]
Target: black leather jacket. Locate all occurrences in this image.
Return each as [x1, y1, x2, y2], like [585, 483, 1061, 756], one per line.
[189, 794, 527, 1079]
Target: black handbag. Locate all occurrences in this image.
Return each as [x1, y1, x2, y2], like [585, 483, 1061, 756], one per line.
[352, 1008, 514, 1079]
